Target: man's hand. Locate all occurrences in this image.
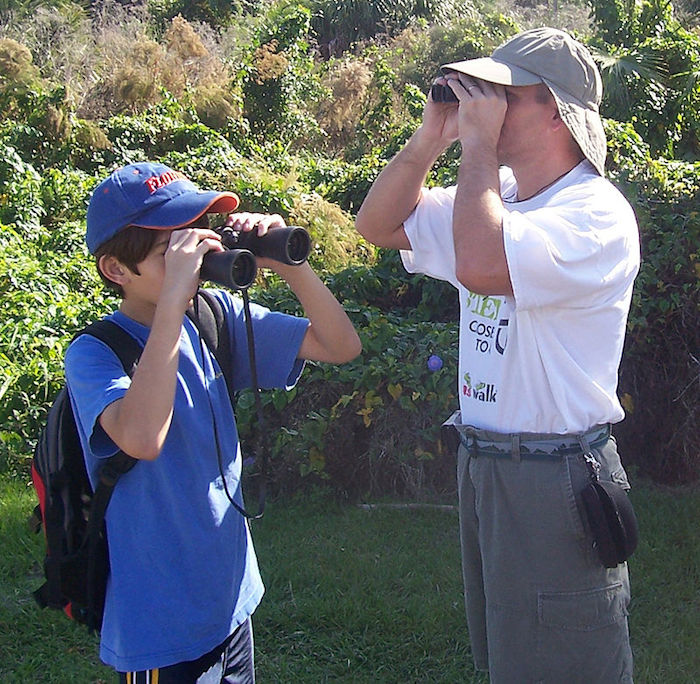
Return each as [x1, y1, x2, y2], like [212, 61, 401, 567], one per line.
[423, 75, 462, 145]
[448, 75, 508, 150]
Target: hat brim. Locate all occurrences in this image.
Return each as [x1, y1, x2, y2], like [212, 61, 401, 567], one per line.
[441, 57, 542, 86]
[131, 191, 240, 230]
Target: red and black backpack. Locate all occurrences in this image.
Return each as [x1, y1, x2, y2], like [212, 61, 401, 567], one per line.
[29, 290, 240, 633]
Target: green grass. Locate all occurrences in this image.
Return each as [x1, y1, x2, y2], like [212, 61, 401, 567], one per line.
[1, 474, 698, 683]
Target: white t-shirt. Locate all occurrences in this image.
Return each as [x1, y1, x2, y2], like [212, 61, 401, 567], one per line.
[401, 161, 640, 434]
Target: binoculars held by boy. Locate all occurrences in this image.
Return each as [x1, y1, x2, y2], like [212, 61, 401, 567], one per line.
[201, 225, 311, 290]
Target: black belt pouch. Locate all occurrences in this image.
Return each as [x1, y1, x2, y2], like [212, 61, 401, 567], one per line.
[581, 476, 639, 568]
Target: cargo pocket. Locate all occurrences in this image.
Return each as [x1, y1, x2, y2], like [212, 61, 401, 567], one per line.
[536, 582, 632, 683]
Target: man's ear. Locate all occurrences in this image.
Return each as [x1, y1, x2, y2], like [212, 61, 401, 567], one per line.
[551, 107, 567, 132]
[98, 254, 131, 286]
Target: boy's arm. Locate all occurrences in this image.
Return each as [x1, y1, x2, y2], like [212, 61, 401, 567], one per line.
[99, 228, 222, 461]
[270, 261, 361, 363]
[98, 295, 183, 461]
[225, 213, 361, 364]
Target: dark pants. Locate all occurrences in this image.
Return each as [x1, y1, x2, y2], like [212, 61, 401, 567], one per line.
[118, 618, 254, 684]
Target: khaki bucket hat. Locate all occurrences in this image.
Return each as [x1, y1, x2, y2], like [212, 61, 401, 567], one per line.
[441, 27, 607, 176]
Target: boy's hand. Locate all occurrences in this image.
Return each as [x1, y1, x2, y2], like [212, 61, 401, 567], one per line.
[223, 212, 292, 272]
[163, 227, 223, 306]
[223, 213, 360, 364]
[224, 212, 286, 235]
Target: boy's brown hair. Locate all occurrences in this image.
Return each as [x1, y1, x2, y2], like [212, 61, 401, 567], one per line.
[94, 226, 161, 296]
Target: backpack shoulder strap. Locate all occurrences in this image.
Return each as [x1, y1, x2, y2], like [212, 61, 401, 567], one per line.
[73, 319, 142, 630]
[188, 289, 236, 406]
[78, 319, 143, 377]
[73, 318, 142, 487]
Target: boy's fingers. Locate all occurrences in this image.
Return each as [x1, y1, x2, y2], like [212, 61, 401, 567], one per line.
[257, 214, 286, 234]
[198, 236, 224, 253]
[224, 213, 286, 234]
[170, 227, 221, 246]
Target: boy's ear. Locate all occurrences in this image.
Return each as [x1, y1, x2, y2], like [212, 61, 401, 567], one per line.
[98, 254, 130, 286]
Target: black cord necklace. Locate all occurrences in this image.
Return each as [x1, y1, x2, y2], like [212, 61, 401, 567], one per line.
[194, 289, 267, 520]
[511, 163, 580, 202]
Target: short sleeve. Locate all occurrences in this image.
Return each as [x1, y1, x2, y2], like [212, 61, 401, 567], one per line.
[401, 186, 459, 287]
[65, 335, 130, 458]
[210, 289, 309, 391]
[503, 182, 640, 311]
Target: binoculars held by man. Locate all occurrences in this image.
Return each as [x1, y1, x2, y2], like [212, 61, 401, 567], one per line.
[431, 83, 458, 103]
[201, 226, 312, 290]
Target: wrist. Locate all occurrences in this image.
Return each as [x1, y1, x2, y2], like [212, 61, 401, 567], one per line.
[460, 138, 497, 167]
[409, 125, 450, 162]
[156, 287, 193, 316]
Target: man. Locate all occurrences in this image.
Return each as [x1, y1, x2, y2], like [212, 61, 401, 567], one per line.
[356, 28, 639, 682]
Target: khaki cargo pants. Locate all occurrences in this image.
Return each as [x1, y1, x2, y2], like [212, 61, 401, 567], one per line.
[457, 427, 634, 683]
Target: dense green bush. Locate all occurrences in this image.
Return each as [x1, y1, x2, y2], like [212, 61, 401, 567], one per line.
[0, 0, 698, 493]
[589, 0, 700, 159]
[606, 121, 700, 483]
[235, 292, 460, 499]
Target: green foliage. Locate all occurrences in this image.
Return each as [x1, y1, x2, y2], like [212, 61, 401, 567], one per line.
[0, 219, 116, 452]
[235, 300, 460, 499]
[0, 37, 38, 82]
[352, 52, 398, 154]
[0, 0, 698, 490]
[0, 37, 75, 166]
[606, 120, 700, 483]
[306, 0, 480, 53]
[0, 143, 44, 231]
[241, 2, 323, 146]
[387, 12, 518, 89]
[148, 0, 245, 28]
[298, 150, 386, 213]
[590, 2, 700, 159]
[287, 191, 374, 272]
[589, 0, 673, 45]
[234, 251, 459, 498]
[39, 167, 95, 230]
[307, 0, 398, 49]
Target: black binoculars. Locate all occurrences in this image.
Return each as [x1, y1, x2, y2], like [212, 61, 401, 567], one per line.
[200, 225, 311, 290]
[431, 83, 458, 103]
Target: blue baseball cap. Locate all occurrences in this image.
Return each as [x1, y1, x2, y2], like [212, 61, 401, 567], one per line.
[86, 162, 240, 253]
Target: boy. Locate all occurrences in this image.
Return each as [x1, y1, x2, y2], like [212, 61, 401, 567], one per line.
[66, 161, 361, 682]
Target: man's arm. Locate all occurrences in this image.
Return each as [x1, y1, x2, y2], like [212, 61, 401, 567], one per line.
[448, 76, 512, 296]
[355, 129, 445, 250]
[356, 83, 461, 250]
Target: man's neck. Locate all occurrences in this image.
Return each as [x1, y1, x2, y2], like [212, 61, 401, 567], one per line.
[512, 151, 585, 202]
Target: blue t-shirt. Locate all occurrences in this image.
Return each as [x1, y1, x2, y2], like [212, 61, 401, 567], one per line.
[65, 289, 308, 672]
